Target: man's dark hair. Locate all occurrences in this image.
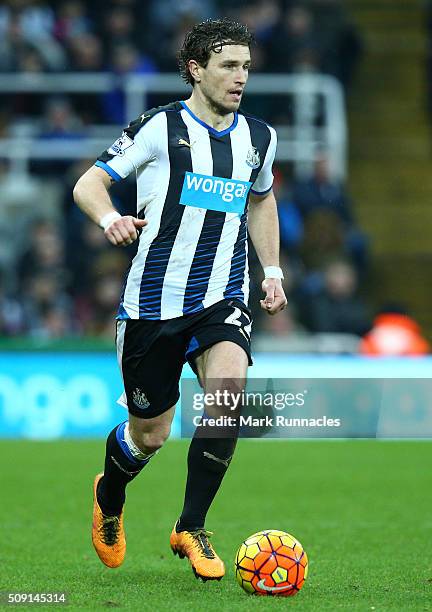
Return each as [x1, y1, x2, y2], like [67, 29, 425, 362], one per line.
[178, 18, 254, 86]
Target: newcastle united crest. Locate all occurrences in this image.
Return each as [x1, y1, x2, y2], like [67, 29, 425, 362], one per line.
[246, 146, 261, 169]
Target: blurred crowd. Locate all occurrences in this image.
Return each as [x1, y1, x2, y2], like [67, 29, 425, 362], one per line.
[0, 0, 364, 125]
[0, 1, 362, 82]
[1, 0, 413, 351]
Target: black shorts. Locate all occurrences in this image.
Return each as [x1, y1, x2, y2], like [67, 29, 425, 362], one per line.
[116, 299, 252, 419]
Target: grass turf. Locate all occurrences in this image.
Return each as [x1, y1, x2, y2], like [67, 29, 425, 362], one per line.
[0, 439, 431, 611]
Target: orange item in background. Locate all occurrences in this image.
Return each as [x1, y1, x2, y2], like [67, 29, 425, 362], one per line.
[359, 313, 430, 356]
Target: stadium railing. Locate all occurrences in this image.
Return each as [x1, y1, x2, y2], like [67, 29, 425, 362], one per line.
[0, 72, 346, 179]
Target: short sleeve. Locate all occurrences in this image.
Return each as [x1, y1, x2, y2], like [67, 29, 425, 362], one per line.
[251, 126, 277, 195]
[95, 112, 163, 181]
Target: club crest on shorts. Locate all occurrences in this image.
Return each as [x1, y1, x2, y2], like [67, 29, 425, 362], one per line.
[132, 387, 150, 410]
[246, 146, 260, 169]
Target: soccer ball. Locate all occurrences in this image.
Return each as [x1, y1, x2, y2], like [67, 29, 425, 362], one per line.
[234, 529, 308, 596]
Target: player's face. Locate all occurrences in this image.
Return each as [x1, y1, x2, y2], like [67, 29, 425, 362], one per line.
[198, 45, 251, 115]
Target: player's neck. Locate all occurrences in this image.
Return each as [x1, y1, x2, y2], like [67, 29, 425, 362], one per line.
[184, 92, 234, 132]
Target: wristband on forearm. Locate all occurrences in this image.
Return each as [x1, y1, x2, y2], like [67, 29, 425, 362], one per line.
[99, 211, 121, 230]
[263, 266, 284, 280]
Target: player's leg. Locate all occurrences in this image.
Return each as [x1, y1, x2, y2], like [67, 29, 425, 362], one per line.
[93, 319, 184, 568]
[92, 408, 175, 569]
[171, 340, 248, 581]
[177, 341, 247, 530]
[97, 407, 175, 516]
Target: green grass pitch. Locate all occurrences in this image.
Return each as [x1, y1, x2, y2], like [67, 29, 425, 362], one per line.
[0, 439, 431, 611]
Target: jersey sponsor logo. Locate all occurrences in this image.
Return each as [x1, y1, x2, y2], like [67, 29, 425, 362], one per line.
[246, 146, 261, 169]
[132, 387, 150, 410]
[180, 171, 252, 214]
[108, 132, 134, 156]
[256, 579, 293, 593]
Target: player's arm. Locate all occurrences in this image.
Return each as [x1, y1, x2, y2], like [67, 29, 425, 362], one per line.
[73, 165, 147, 247]
[248, 189, 287, 315]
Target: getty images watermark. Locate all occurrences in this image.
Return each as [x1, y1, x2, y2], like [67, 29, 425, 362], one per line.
[181, 378, 432, 439]
[190, 388, 340, 430]
[180, 379, 345, 438]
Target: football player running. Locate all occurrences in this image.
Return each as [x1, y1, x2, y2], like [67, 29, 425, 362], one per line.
[73, 18, 286, 581]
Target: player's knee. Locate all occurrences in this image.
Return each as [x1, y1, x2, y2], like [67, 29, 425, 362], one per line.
[141, 431, 169, 455]
[130, 426, 170, 455]
[204, 379, 245, 411]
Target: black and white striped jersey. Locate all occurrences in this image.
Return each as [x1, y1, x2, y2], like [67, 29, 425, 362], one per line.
[96, 100, 277, 320]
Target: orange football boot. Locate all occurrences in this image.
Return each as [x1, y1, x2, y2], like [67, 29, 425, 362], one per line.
[92, 473, 126, 568]
[170, 524, 225, 581]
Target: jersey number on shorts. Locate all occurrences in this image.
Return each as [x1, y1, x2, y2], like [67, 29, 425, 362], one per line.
[224, 307, 252, 340]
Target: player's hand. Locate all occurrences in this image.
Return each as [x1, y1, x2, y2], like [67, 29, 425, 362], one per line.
[104, 216, 148, 246]
[260, 278, 287, 315]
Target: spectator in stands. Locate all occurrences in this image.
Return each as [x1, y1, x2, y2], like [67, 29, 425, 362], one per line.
[292, 150, 368, 275]
[74, 251, 129, 338]
[0, 14, 51, 115]
[148, 0, 217, 35]
[299, 209, 345, 285]
[0, 13, 48, 72]
[293, 150, 352, 223]
[17, 219, 68, 292]
[37, 304, 74, 338]
[15, 0, 56, 41]
[21, 270, 75, 338]
[53, 0, 92, 43]
[309, 0, 363, 90]
[257, 3, 322, 121]
[38, 96, 83, 138]
[64, 33, 105, 122]
[66, 216, 114, 297]
[226, 0, 279, 78]
[0, 271, 25, 337]
[150, 12, 199, 74]
[359, 305, 430, 356]
[0, 2, 66, 72]
[273, 166, 304, 257]
[66, 32, 103, 71]
[264, 4, 319, 74]
[102, 6, 139, 52]
[235, 0, 280, 46]
[299, 258, 371, 335]
[31, 96, 85, 174]
[102, 42, 158, 124]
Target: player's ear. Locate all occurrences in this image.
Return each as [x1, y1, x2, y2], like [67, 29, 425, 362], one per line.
[188, 59, 201, 84]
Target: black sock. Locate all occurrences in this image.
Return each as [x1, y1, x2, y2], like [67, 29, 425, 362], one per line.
[177, 427, 238, 532]
[97, 422, 150, 516]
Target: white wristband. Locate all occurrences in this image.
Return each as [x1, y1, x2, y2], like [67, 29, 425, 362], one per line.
[99, 211, 121, 230]
[264, 266, 284, 280]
